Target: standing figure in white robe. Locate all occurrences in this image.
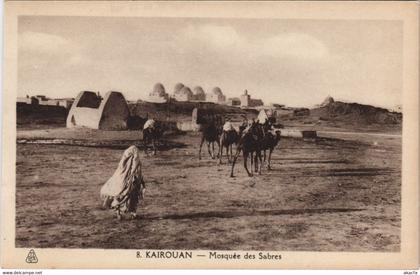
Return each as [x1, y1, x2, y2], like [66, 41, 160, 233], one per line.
[100, 145, 146, 219]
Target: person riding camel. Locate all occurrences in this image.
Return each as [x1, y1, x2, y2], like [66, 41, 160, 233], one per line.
[242, 118, 256, 135]
[143, 118, 156, 131]
[257, 111, 275, 137]
[222, 118, 234, 133]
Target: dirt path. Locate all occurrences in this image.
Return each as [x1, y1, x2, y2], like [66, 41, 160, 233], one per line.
[319, 130, 401, 138]
[15, 132, 401, 251]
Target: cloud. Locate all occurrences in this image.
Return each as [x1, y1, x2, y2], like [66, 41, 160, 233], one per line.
[257, 33, 329, 60]
[19, 31, 72, 54]
[181, 25, 244, 49]
[19, 31, 85, 67]
[178, 24, 329, 60]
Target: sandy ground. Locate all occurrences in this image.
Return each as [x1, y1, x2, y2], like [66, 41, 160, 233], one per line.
[15, 129, 401, 251]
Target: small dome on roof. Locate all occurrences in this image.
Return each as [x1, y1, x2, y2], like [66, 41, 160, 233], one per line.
[212, 87, 223, 96]
[193, 86, 205, 95]
[174, 83, 185, 94]
[152, 83, 166, 96]
[179, 86, 193, 96]
[320, 96, 334, 107]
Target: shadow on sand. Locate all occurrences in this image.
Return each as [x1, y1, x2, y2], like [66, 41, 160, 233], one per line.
[139, 208, 364, 221]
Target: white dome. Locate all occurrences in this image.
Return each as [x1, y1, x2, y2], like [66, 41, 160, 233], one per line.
[173, 83, 185, 94]
[193, 86, 205, 95]
[151, 83, 166, 96]
[179, 86, 193, 96]
[211, 87, 223, 96]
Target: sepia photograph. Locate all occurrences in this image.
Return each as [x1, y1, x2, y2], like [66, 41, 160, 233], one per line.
[1, 1, 418, 269]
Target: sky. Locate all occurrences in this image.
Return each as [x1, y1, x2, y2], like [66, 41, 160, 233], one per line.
[18, 16, 403, 108]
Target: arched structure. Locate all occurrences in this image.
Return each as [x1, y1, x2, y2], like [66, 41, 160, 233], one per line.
[174, 86, 193, 102]
[66, 91, 130, 130]
[206, 86, 226, 104]
[192, 86, 206, 101]
[148, 83, 169, 103]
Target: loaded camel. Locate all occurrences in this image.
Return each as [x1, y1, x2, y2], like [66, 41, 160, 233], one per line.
[198, 120, 222, 160]
[230, 120, 282, 176]
[261, 129, 282, 170]
[230, 120, 264, 177]
[143, 119, 164, 156]
[218, 120, 240, 164]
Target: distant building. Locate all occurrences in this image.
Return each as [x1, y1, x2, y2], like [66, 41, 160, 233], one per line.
[174, 86, 193, 102]
[34, 95, 60, 106]
[17, 94, 74, 108]
[240, 90, 264, 107]
[56, 98, 75, 109]
[269, 103, 285, 109]
[320, 96, 334, 107]
[206, 87, 226, 104]
[17, 95, 33, 104]
[227, 97, 241, 106]
[192, 86, 206, 101]
[173, 83, 185, 94]
[390, 104, 402, 113]
[148, 83, 169, 103]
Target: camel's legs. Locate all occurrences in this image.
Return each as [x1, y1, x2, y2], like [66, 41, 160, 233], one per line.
[244, 151, 252, 177]
[254, 153, 259, 173]
[143, 132, 148, 155]
[268, 148, 273, 170]
[206, 141, 212, 158]
[152, 138, 157, 156]
[250, 152, 254, 176]
[215, 140, 220, 158]
[116, 209, 122, 220]
[257, 150, 263, 175]
[230, 146, 242, 177]
[198, 136, 205, 160]
[211, 142, 215, 159]
[218, 135, 224, 164]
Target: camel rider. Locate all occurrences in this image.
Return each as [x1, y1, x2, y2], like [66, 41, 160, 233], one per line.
[242, 119, 255, 135]
[223, 119, 234, 133]
[238, 118, 248, 135]
[143, 118, 156, 131]
[258, 111, 275, 136]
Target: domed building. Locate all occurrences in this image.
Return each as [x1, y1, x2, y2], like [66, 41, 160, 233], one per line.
[174, 86, 193, 102]
[148, 83, 169, 103]
[173, 83, 185, 94]
[320, 95, 334, 107]
[240, 89, 264, 107]
[206, 87, 226, 104]
[192, 86, 206, 101]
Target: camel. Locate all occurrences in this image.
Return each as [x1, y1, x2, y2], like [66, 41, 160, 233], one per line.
[218, 128, 239, 164]
[261, 129, 282, 170]
[143, 123, 163, 155]
[198, 121, 221, 160]
[230, 122, 264, 177]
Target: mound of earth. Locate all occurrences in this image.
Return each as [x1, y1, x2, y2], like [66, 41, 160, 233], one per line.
[311, 101, 402, 125]
[17, 103, 68, 129]
[129, 101, 257, 123]
[17, 100, 257, 130]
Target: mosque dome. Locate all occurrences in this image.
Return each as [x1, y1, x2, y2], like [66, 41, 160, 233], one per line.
[151, 83, 166, 96]
[193, 86, 205, 95]
[179, 86, 193, 97]
[173, 83, 185, 94]
[211, 87, 223, 96]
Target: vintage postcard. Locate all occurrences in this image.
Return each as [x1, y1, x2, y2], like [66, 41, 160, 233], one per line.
[1, 1, 418, 269]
